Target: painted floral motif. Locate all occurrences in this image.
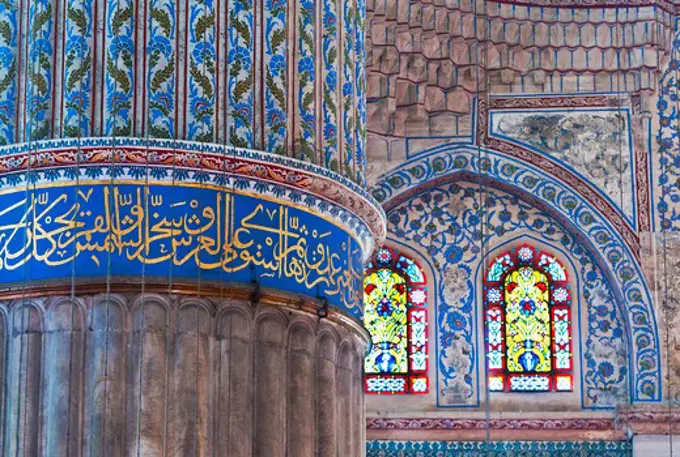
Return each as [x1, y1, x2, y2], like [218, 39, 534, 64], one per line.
[354, 0, 366, 186]
[583, 270, 628, 407]
[0, 0, 366, 187]
[228, 0, 254, 148]
[342, 0, 355, 179]
[0, 0, 17, 145]
[187, 0, 215, 141]
[492, 110, 634, 227]
[366, 440, 631, 457]
[104, 0, 134, 136]
[264, 0, 287, 153]
[146, 0, 175, 138]
[27, 0, 54, 140]
[657, 31, 680, 231]
[62, 0, 92, 137]
[296, 0, 316, 162]
[322, 0, 338, 170]
[388, 181, 627, 407]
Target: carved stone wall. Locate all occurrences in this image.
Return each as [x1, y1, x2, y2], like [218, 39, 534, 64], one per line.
[0, 293, 367, 457]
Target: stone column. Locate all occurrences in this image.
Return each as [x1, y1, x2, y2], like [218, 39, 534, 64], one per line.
[0, 0, 382, 453]
[0, 294, 369, 456]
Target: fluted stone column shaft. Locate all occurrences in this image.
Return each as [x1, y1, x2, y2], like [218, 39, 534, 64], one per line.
[0, 294, 367, 457]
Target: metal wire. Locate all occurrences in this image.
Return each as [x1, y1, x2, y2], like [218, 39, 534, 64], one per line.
[612, 18, 636, 456]
[662, 16, 680, 457]
[17, 0, 39, 454]
[664, 27, 677, 455]
[470, 0, 492, 453]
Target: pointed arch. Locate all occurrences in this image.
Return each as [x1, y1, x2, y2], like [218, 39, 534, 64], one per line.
[370, 145, 661, 402]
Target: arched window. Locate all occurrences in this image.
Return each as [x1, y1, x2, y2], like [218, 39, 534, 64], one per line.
[484, 244, 573, 392]
[364, 247, 428, 394]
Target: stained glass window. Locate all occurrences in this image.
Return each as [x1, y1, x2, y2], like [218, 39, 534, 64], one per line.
[364, 247, 428, 394]
[484, 244, 573, 392]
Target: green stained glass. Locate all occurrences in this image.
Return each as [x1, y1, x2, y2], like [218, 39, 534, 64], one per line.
[538, 253, 567, 281]
[504, 267, 552, 374]
[364, 269, 409, 374]
[487, 253, 514, 281]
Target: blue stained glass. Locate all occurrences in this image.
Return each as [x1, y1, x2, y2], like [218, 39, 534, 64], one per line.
[487, 254, 514, 281]
[397, 255, 425, 283]
[538, 253, 567, 281]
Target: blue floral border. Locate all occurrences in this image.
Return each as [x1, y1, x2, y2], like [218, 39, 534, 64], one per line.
[366, 440, 631, 457]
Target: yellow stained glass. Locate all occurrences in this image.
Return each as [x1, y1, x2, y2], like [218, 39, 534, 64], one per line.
[504, 267, 552, 373]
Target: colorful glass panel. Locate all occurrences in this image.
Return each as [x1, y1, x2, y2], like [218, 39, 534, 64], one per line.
[487, 253, 515, 281]
[396, 255, 426, 283]
[410, 376, 428, 393]
[509, 374, 551, 392]
[364, 247, 428, 394]
[555, 374, 573, 392]
[504, 268, 551, 374]
[365, 376, 407, 394]
[486, 308, 504, 370]
[375, 247, 393, 265]
[484, 244, 573, 393]
[364, 269, 409, 374]
[538, 253, 567, 281]
[552, 308, 571, 370]
[409, 309, 428, 372]
[488, 375, 504, 392]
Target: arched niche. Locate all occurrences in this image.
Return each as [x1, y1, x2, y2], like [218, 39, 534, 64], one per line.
[371, 146, 660, 404]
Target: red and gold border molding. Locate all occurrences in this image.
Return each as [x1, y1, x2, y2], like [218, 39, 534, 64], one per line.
[366, 417, 625, 441]
[0, 137, 387, 256]
[479, 95, 649, 256]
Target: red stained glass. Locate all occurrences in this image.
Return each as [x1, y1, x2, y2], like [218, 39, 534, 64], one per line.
[484, 244, 573, 393]
[364, 247, 428, 394]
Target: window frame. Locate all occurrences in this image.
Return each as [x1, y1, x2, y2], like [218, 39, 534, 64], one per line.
[483, 244, 573, 393]
[363, 246, 429, 395]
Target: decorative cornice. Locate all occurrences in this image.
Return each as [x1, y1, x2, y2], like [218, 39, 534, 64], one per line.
[616, 408, 680, 434]
[366, 417, 627, 442]
[619, 411, 680, 423]
[366, 418, 619, 431]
